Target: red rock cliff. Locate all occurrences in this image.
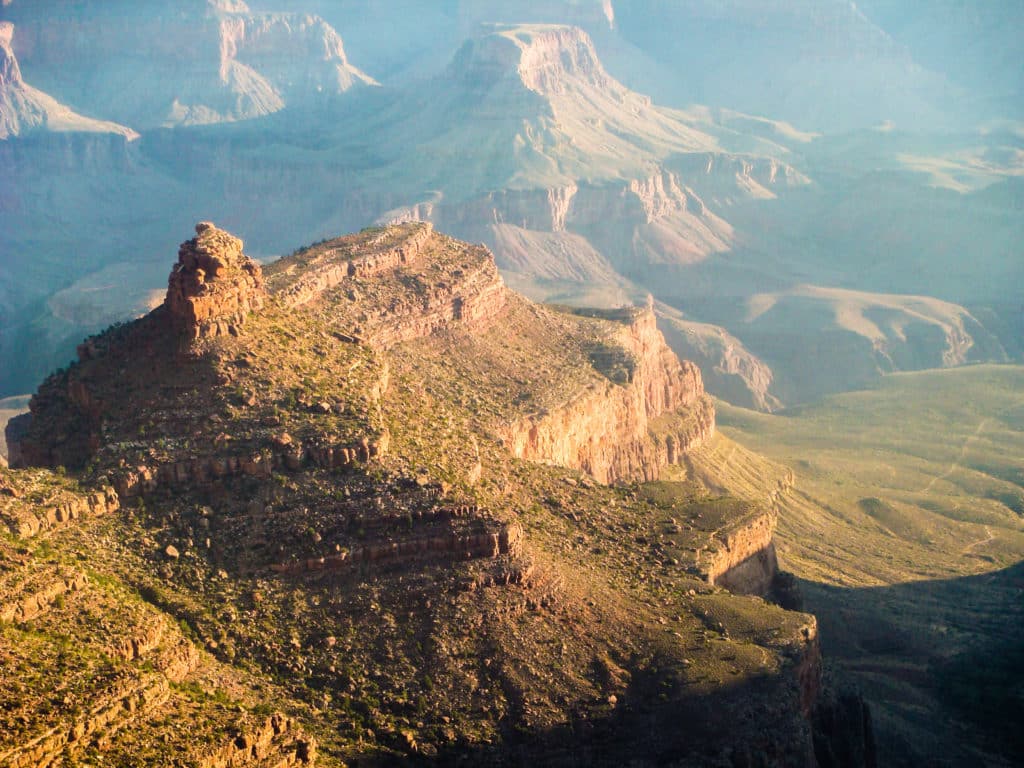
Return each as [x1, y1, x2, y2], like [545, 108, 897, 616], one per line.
[499, 307, 715, 483]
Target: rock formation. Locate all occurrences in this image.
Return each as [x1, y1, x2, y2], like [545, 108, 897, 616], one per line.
[1, 221, 874, 765]
[499, 307, 715, 484]
[0, 21, 138, 140]
[701, 507, 780, 595]
[166, 222, 266, 340]
[267, 222, 510, 348]
[1, 2, 376, 129]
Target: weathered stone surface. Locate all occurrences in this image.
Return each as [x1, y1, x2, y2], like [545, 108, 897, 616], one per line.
[190, 713, 316, 768]
[499, 307, 715, 484]
[268, 223, 509, 349]
[0, 483, 118, 538]
[0, 571, 88, 624]
[114, 430, 390, 498]
[166, 222, 266, 340]
[277, 222, 435, 309]
[701, 507, 779, 594]
[0, 641, 201, 768]
[270, 521, 523, 576]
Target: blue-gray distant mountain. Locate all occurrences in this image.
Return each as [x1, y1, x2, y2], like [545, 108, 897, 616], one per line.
[0, 2, 1020, 410]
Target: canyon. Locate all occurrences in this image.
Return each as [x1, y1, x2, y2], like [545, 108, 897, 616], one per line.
[0, 4, 1019, 766]
[0, 9, 1018, 410]
[1, 221, 868, 765]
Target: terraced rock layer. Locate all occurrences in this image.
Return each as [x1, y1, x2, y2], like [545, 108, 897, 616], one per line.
[1, 221, 872, 765]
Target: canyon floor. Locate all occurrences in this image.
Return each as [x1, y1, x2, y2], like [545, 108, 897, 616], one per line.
[704, 365, 1024, 766]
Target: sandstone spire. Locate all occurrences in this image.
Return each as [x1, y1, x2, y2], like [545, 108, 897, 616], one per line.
[165, 222, 266, 339]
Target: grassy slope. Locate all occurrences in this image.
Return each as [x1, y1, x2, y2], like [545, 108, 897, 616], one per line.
[695, 364, 1024, 766]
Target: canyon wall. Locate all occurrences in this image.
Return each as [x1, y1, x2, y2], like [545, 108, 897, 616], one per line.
[3, 2, 373, 129]
[499, 307, 715, 484]
[702, 509, 779, 595]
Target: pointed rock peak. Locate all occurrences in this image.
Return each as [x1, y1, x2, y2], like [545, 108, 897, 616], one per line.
[452, 24, 612, 96]
[0, 22, 21, 86]
[166, 222, 266, 340]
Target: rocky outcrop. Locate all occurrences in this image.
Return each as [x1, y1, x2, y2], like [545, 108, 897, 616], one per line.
[114, 430, 390, 498]
[268, 224, 510, 349]
[366, 254, 508, 349]
[701, 508, 779, 595]
[191, 714, 316, 768]
[0, 642, 201, 768]
[513, 24, 616, 95]
[653, 394, 718, 464]
[166, 222, 266, 340]
[0, 571, 88, 624]
[0, 484, 119, 538]
[3, 411, 30, 469]
[795, 617, 824, 719]
[499, 307, 714, 483]
[277, 223, 435, 309]
[269, 521, 524, 576]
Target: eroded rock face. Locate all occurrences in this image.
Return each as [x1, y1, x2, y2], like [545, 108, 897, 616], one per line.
[277, 223, 435, 309]
[0, 21, 138, 140]
[500, 307, 715, 484]
[703, 508, 779, 595]
[2, 2, 374, 129]
[166, 222, 266, 340]
[191, 713, 316, 768]
[267, 223, 510, 348]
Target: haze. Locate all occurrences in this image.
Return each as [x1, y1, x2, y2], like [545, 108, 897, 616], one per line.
[0, 2, 1021, 766]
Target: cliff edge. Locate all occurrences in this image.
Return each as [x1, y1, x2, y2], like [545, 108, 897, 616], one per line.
[3, 221, 871, 766]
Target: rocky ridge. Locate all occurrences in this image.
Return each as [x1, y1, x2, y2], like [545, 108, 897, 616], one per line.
[0, 21, 137, 139]
[2, 221, 872, 765]
[0, 1, 375, 129]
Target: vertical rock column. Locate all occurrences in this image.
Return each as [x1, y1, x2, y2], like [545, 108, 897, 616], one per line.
[166, 222, 266, 339]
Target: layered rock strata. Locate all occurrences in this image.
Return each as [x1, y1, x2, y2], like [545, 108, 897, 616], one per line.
[0, 485, 118, 538]
[277, 223, 435, 309]
[269, 521, 524, 576]
[701, 508, 780, 595]
[0, 570, 89, 624]
[499, 307, 715, 483]
[0, 639, 202, 768]
[113, 431, 390, 498]
[268, 223, 509, 349]
[166, 222, 266, 340]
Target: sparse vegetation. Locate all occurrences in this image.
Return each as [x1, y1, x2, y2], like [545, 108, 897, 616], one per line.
[696, 365, 1024, 765]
